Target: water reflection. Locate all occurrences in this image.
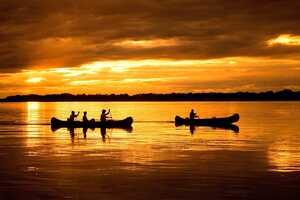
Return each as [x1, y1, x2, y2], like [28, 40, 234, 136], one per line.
[100, 127, 107, 143]
[14, 102, 300, 172]
[68, 127, 75, 143]
[83, 127, 87, 138]
[1, 101, 300, 200]
[190, 125, 195, 135]
[27, 102, 40, 123]
[26, 102, 41, 148]
[268, 143, 300, 172]
[180, 124, 239, 135]
[62, 126, 121, 143]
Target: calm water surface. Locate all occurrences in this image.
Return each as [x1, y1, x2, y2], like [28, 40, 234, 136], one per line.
[0, 102, 300, 199]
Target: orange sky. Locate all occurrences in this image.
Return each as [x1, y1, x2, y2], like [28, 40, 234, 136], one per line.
[1, 1, 300, 97]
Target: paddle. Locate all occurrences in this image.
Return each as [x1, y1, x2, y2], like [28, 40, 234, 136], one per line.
[107, 109, 112, 120]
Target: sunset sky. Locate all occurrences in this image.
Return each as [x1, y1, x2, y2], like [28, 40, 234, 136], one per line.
[1, 0, 300, 97]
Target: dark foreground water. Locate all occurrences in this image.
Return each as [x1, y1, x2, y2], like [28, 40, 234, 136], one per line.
[0, 102, 300, 199]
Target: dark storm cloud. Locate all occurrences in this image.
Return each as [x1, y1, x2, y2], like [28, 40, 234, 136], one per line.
[1, 0, 300, 72]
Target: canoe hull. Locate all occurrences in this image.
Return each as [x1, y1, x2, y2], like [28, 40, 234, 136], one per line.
[175, 113, 239, 127]
[51, 117, 133, 129]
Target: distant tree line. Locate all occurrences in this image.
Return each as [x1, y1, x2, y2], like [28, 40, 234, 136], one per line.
[1, 89, 300, 102]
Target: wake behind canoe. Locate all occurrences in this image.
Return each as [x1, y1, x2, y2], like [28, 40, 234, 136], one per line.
[51, 117, 133, 129]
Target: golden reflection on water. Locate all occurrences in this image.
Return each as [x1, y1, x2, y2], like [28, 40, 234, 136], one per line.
[268, 143, 300, 172]
[17, 101, 300, 172]
[27, 102, 40, 122]
[26, 102, 41, 148]
[23, 102, 244, 165]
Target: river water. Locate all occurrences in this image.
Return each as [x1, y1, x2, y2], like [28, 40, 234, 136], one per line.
[0, 101, 300, 199]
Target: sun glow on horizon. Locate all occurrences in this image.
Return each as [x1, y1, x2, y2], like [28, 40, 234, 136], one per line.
[69, 80, 100, 86]
[26, 77, 44, 83]
[267, 34, 300, 46]
[78, 58, 235, 71]
[0, 56, 297, 97]
[113, 38, 178, 48]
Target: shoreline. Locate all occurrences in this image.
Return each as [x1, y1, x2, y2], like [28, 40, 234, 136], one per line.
[1, 89, 300, 102]
[1, 99, 300, 102]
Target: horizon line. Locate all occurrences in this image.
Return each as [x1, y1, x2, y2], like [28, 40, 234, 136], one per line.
[1, 89, 300, 102]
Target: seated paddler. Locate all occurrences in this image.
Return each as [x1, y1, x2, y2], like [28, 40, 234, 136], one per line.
[83, 111, 89, 124]
[189, 109, 199, 120]
[100, 109, 111, 122]
[68, 111, 80, 122]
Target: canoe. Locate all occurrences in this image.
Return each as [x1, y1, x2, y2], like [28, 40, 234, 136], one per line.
[175, 113, 239, 127]
[51, 117, 133, 129]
